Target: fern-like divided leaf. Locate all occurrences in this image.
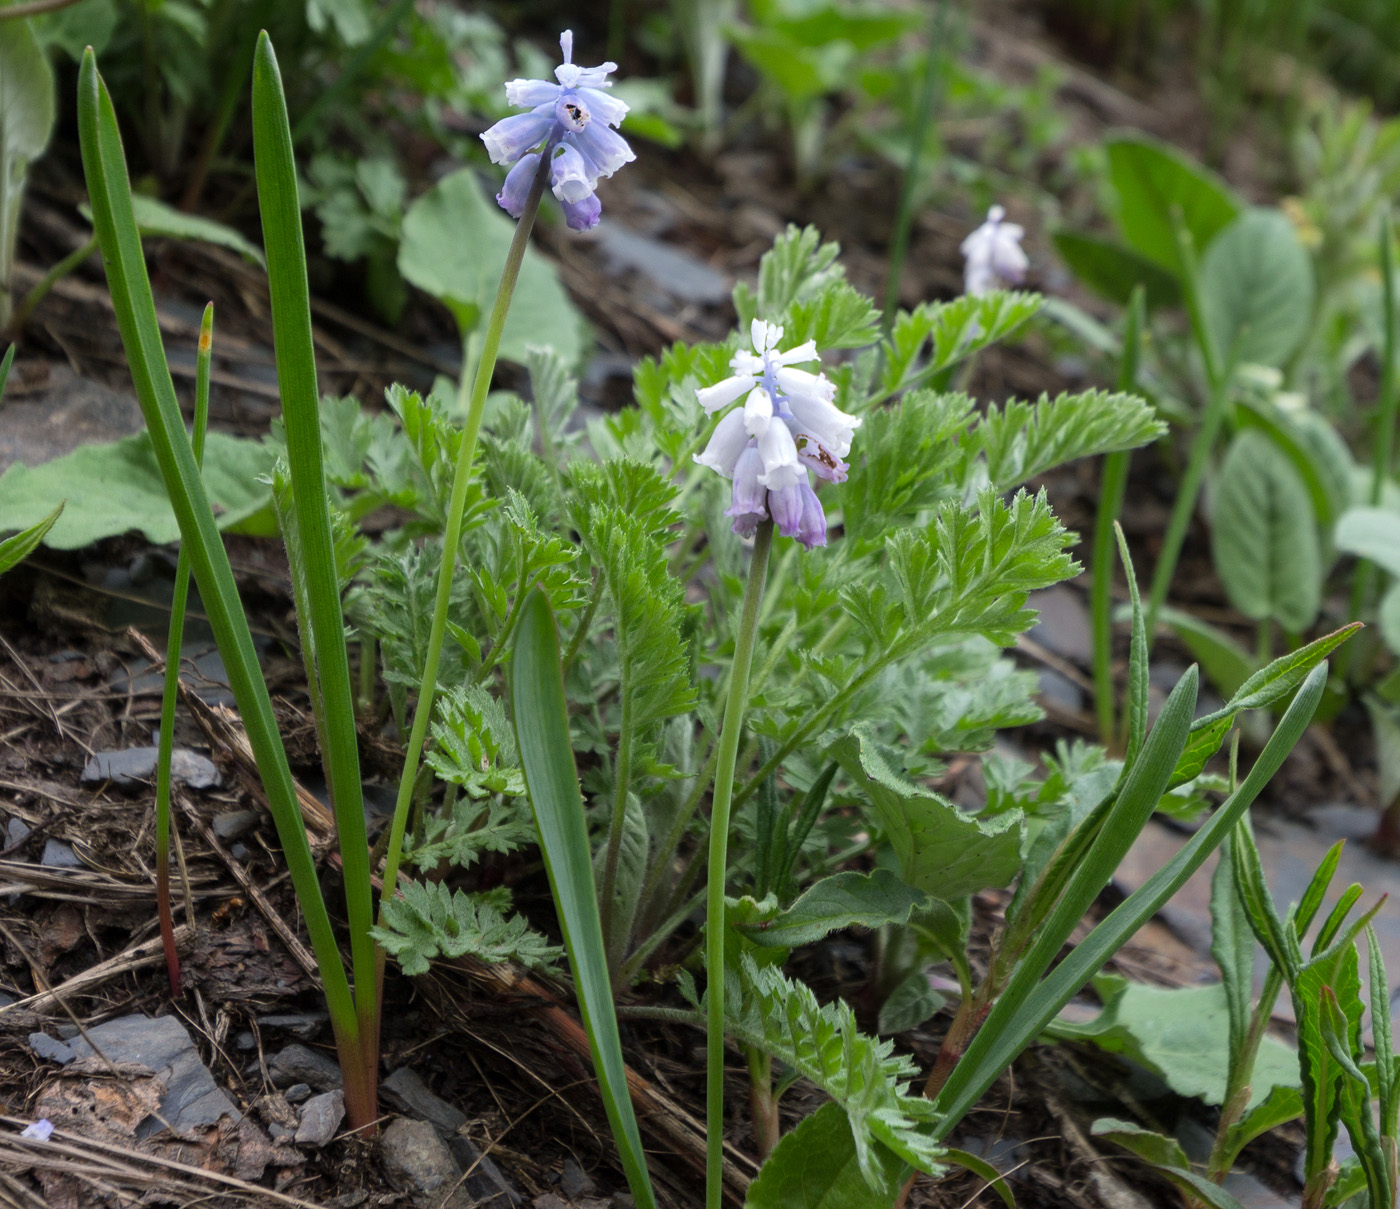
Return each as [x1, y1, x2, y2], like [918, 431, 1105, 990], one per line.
[970, 390, 1166, 491]
[371, 880, 560, 977]
[577, 502, 696, 734]
[723, 954, 945, 1188]
[880, 291, 1042, 398]
[733, 223, 847, 327]
[426, 683, 526, 798]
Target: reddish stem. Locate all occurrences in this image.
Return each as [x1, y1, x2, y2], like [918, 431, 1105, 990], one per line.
[155, 848, 181, 997]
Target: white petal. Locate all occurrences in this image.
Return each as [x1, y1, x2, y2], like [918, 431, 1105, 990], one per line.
[578, 85, 628, 126]
[774, 366, 835, 405]
[729, 349, 765, 377]
[697, 374, 754, 414]
[743, 386, 773, 436]
[771, 338, 819, 367]
[785, 392, 860, 457]
[750, 318, 771, 355]
[504, 78, 559, 108]
[692, 408, 750, 478]
[757, 420, 803, 488]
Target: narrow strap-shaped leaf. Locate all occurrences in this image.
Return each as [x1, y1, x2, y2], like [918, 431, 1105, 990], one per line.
[1209, 832, 1252, 1059]
[1115, 523, 1148, 763]
[936, 665, 1196, 1122]
[1295, 840, 1344, 938]
[0, 344, 13, 396]
[1366, 926, 1397, 1136]
[1230, 818, 1296, 977]
[510, 587, 656, 1209]
[933, 662, 1326, 1138]
[76, 48, 358, 1060]
[0, 502, 61, 575]
[250, 32, 374, 1040]
[1313, 883, 1364, 956]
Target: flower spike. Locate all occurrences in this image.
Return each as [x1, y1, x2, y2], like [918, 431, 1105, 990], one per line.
[482, 30, 635, 231]
[694, 323, 860, 549]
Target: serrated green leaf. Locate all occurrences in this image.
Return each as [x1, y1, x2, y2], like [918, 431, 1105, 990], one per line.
[879, 292, 1041, 398]
[831, 729, 1023, 898]
[972, 389, 1165, 492]
[371, 880, 560, 977]
[725, 954, 944, 1185]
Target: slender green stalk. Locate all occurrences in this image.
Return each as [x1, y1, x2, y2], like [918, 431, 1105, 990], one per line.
[1145, 221, 1231, 643]
[599, 689, 634, 972]
[154, 302, 213, 998]
[9, 235, 98, 333]
[881, 0, 946, 330]
[1348, 213, 1398, 678]
[706, 519, 774, 1209]
[378, 150, 554, 918]
[1092, 286, 1146, 747]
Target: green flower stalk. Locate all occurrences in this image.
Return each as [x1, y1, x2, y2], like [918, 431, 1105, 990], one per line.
[154, 301, 213, 998]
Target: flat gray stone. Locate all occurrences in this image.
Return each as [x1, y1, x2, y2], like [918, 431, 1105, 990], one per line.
[257, 1011, 325, 1039]
[594, 224, 730, 304]
[381, 1118, 475, 1209]
[380, 1067, 518, 1205]
[31, 1014, 238, 1136]
[268, 1043, 342, 1091]
[5, 817, 30, 849]
[83, 747, 221, 790]
[28, 1033, 75, 1063]
[0, 369, 144, 474]
[560, 1158, 596, 1199]
[1028, 585, 1093, 664]
[284, 1083, 311, 1104]
[294, 1090, 344, 1147]
[39, 840, 81, 869]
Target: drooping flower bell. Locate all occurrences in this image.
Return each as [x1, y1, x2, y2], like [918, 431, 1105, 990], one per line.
[480, 30, 635, 231]
[960, 204, 1028, 296]
[694, 320, 860, 549]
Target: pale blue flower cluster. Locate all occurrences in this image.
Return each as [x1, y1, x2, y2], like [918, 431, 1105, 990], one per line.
[694, 320, 860, 549]
[961, 204, 1028, 296]
[480, 30, 635, 231]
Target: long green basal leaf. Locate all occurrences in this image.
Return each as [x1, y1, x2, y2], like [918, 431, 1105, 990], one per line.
[932, 662, 1327, 1139]
[251, 32, 374, 1052]
[510, 587, 656, 1209]
[75, 48, 358, 1071]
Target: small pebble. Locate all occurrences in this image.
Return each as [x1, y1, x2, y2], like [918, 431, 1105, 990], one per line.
[212, 810, 259, 841]
[284, 1083, 311, 1104]
[268, 1043, 342, 1091]
[560, 1159, 595, 1200]
[295, 1090, 344, 1148]
[40, 840, 81, 869]
[5, 817, 31, 849]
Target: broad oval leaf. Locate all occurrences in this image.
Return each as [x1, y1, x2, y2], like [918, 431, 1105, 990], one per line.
[830, 729, 1023, 898]
[1200, 208, 1314, 369]
[398, 168, 585, 368]
[1211, 429, 1321, 631]
[1335, 505, 1400, 580]
[732, 869, 930, 950]
[1106, 135, 1240, 273]
[1052, 228, 1181, 309]
[744, 1101, 904, 1209]
[0, 19, 55, 167]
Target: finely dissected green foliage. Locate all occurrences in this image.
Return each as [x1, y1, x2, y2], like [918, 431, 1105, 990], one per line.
[723, 954, 944, 1187]
[971, 390, 1167, 491]
[426, 684, 525, 800]
[370, 880, 559, 977]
